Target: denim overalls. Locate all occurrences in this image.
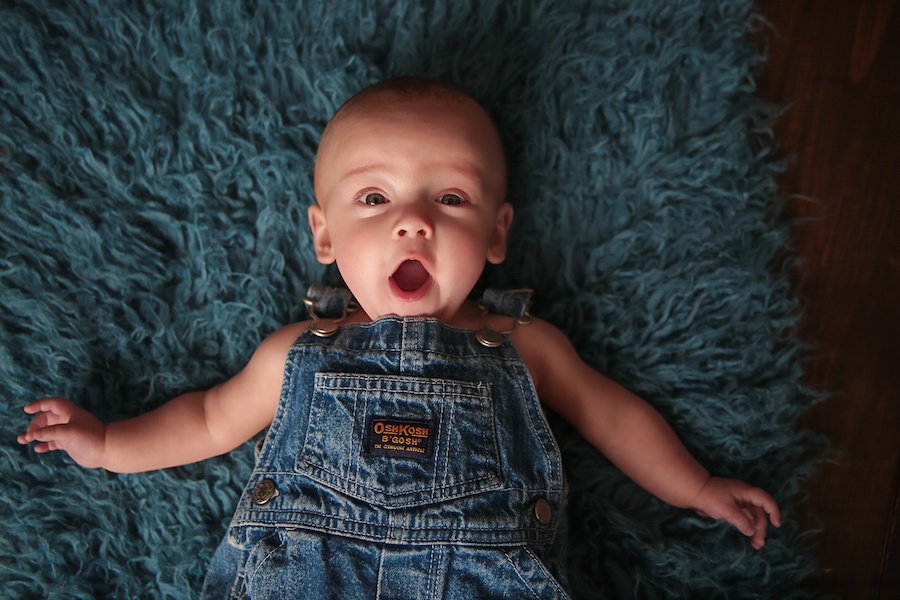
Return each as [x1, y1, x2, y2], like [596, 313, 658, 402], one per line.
[202, 287, 571, 599]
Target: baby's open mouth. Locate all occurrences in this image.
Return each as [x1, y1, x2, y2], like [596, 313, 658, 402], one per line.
[391, 260, 431, 292]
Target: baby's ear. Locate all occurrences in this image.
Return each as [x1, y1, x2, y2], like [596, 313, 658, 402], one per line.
[487, 202, 514, 265]
[308, 204, 336, 264]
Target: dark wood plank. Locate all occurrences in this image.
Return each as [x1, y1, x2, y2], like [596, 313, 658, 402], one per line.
[756, 0, 900, 598]
[882, 477, 900, 599]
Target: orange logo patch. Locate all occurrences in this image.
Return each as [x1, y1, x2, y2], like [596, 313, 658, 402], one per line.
[366, 417, 434, 459]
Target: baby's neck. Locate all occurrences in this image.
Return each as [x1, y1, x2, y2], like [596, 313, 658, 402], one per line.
[347, 299, 521, 334]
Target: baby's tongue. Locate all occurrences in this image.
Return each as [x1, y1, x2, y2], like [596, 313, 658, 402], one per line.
[392, 260, 430, 292]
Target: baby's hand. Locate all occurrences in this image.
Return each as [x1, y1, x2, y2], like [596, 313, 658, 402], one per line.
[689, 476, 781, 550]
[18, 398, 107, 469]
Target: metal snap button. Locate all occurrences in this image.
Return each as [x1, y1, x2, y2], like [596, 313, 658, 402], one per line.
[534, 498, 553, 525]
[310, 320, 339, 337]
[533, 498, 553, 525]
[476, 328, 504, 348]
[252, 479, 277, 506]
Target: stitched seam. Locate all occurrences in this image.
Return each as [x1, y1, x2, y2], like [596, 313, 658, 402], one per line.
[523, 547, 569, 598]
[245, 531, 285, 590]
[504, 550, 544, 600]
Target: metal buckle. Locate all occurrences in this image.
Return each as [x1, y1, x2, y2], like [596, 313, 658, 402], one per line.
[303, 294, 359, 337]
[475, 288, 534, 348]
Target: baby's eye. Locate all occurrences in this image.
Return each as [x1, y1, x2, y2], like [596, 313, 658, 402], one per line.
[438, 193, 463, 205]
[359, 192, 387, 205]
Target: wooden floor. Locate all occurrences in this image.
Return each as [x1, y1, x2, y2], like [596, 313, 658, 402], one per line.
[756, 1, 900, 598]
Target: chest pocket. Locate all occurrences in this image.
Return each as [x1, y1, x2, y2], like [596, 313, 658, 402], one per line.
[296, 372, 503, 508]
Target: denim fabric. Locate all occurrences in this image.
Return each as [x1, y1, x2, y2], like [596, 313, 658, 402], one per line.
[480, 289, 532, 320]
[304, 285, 356, 319]
[202, 291, 570, 599]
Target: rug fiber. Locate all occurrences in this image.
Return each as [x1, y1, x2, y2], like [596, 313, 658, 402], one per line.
[1, 1, 824, 597]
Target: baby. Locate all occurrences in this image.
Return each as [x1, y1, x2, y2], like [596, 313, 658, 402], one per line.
[19, 78, 780, 598]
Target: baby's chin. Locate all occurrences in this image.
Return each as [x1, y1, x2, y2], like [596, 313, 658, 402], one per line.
[359, 296, 465, 323]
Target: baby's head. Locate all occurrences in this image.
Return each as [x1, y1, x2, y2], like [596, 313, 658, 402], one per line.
[309, 78, 513, 322]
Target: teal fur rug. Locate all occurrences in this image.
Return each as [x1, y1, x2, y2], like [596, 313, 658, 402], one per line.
[1, 1, 825, 598]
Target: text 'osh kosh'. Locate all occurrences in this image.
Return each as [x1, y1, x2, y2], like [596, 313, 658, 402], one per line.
[366, 418, 434, 459]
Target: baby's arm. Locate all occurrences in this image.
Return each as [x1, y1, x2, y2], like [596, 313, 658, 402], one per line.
[513, 319, 780, 549]
[18, 322, 306, 473]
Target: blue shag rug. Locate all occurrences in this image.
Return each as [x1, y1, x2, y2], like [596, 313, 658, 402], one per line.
[1, 1, 825, 598]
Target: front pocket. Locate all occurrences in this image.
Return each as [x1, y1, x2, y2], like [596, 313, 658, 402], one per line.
[296, 373, 502, 507]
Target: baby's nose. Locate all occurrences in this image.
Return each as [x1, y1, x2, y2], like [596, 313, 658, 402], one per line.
[393, 209, 433, 239]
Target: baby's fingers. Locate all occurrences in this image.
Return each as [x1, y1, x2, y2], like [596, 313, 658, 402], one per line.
[744, 486, 782, 528]
[718, 502, 757, 539]
[18, 420, 66, 448]
[728, 489, 781, 549]
[24, 430, 62, 454]
[22, 411, 65, 438]
[745, 505, 770, 550]
[693, 478, 782, 550]
[26, 423, 71, 451]
[19, 413, 107, 469]
[19, 398, 74, 443]
[24, 397, 78, 418]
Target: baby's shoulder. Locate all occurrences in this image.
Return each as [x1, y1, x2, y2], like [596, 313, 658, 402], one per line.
[270, 320, 314, 342]
[508, 317, 580, 387]
[250, 320, 314, 362]
[509, 316, 572, 355]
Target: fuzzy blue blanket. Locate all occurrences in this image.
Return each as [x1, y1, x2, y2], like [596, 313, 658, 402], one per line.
[1, 1, 824, 597]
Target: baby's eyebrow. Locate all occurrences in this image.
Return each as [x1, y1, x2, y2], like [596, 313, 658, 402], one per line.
[442, 161, 487, 186]
[338, 163, 390, 181]
[339, 161, 487, 186]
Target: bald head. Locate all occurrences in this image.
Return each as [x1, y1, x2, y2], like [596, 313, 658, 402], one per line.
[314, 78, 507, 202]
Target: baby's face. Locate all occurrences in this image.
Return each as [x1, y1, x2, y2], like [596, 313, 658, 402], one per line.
[310, 95, 512, 321]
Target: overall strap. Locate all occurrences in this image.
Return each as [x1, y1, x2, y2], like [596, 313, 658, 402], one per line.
[304, 284, 355, 320]
[475, 289, 534, 348]
[305, 286, 534, 320]
[480, 288, 533, 319]
[303, 285, 534, 344]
